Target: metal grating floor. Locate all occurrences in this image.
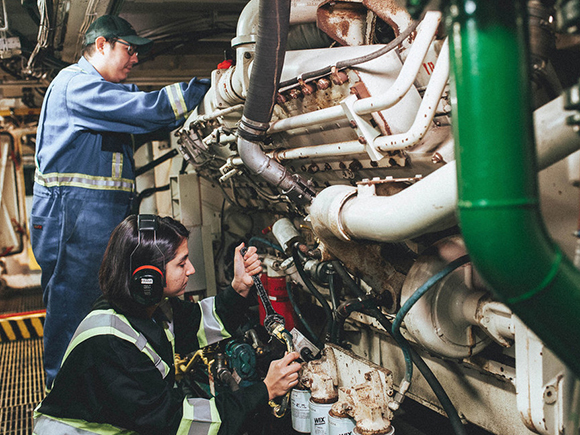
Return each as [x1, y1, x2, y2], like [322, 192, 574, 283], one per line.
[0, 284, 45, 435]
[0, 338, 45, 435]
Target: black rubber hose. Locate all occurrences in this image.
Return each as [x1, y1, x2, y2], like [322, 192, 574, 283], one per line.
[292, 244, 333, 341]
[285, 280, 322, 349]
[331, 260, 467, 435]
[333, 297, 376, 345]
[135, 149, 178, 177]
[239, 0, 291, 138]
[327, 268, 341, 345]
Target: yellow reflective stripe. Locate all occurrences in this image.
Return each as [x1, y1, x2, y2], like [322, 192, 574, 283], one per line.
[62, 326, 132, 362]
[208, 401, 221, 435]
[158, 299, 176, 355]
[35, 171, 134, 192]
[63, 310, 171, 378]
[34, 413, 137, 435]
[165, 83, 189, 119]
[164, 323, 175, 356]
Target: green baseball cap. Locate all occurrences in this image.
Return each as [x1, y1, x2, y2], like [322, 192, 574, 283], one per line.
[84, 15, 153, 50]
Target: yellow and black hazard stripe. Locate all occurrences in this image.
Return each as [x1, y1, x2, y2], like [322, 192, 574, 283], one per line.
[0, 309, 45, 342]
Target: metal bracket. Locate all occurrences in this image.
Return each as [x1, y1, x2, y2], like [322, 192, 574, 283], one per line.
[340, 94, 384, 162]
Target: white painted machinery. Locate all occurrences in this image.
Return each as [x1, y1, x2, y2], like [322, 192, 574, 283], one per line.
[168, 1, 580, 434]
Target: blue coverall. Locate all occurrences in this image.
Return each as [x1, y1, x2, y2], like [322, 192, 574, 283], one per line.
[30, 56, 209, 387]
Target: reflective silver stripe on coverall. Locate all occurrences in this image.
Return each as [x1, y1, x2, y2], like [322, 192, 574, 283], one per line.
[112, 152, 123, 179]
[165, 83, 189, 119]
[64, 310, 170, 378]
[198, 297, 230, 347]
[34, 170, 134, 192]
[177, 397, 221, 435]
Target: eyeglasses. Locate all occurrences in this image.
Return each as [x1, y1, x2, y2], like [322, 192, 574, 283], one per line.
[114, 39, 138, 56]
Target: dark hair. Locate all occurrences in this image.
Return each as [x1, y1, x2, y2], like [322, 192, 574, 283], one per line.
[82, 37, 116, 58]
[99, 215, 189, 316]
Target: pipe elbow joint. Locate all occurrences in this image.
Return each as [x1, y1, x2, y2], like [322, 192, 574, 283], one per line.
[310, 185, 357, 241]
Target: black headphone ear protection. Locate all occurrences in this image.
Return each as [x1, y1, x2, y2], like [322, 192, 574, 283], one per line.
[129, 214, 165, 306]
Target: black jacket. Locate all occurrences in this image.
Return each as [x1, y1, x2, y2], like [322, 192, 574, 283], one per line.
[37, 287, 268, 435]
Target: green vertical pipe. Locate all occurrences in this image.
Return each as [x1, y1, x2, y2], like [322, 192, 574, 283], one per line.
[448, 0, 580, 378]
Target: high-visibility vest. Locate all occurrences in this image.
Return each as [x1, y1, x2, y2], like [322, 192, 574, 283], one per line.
[34, 302, 227, 435]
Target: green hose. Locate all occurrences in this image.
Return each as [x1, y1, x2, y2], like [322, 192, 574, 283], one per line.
[448, 0, 580, 377]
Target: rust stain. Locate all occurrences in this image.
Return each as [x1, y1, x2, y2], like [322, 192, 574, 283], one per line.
[317, 0, 367, 46]
[362, 0, 405, 36]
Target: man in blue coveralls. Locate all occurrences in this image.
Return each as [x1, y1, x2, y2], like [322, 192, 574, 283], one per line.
[30, 15, 210, 388]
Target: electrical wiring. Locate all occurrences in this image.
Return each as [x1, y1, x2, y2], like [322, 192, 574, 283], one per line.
[291, 244, 334, 342]
[278, 19, 420, 90]
[285, 280, 322, 349]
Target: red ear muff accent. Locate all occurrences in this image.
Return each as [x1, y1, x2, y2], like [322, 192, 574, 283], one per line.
[129, 215, 166, 306]
[132, 265, 164, 276]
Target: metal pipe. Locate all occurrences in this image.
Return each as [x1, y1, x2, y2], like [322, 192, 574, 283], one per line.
[194, 104, 244, 124]
[310, 91, 580, 243]
[268, 12, 442, 135]
[534, 95, 580, 168]
[232, 0, 259, 47]
[448, 0, 580, 378]
[274, 141, 365, 160]
[310, 161, 459, 242]
[354, 12, 442, 114]
[374, 38, 449, 153]
[230, 90, 579, 168]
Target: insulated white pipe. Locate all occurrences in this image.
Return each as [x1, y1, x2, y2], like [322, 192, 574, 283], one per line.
[233, 0, 259, 47]
[310, 162, 458, 243]
[374, 38, 449, 153]
[235, 0, 319, 45]
[268, 12, 442, 135]
[310, 94, 580, 243]
[289, 0, 320, 24]
[268, 105, 344, 134]
[195, 104, 244, 123]
[354, 12, 441, 114]
[274, 141, 365, 160]
[228, 92, 576, 167]
[534, 94, 580, 168]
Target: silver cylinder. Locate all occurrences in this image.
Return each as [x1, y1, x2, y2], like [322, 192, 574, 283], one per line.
[272, 217, 303, 254]
[291, 388, 311, 433]
[328, 413, 356, 435]
[309, 399, 333, 435]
